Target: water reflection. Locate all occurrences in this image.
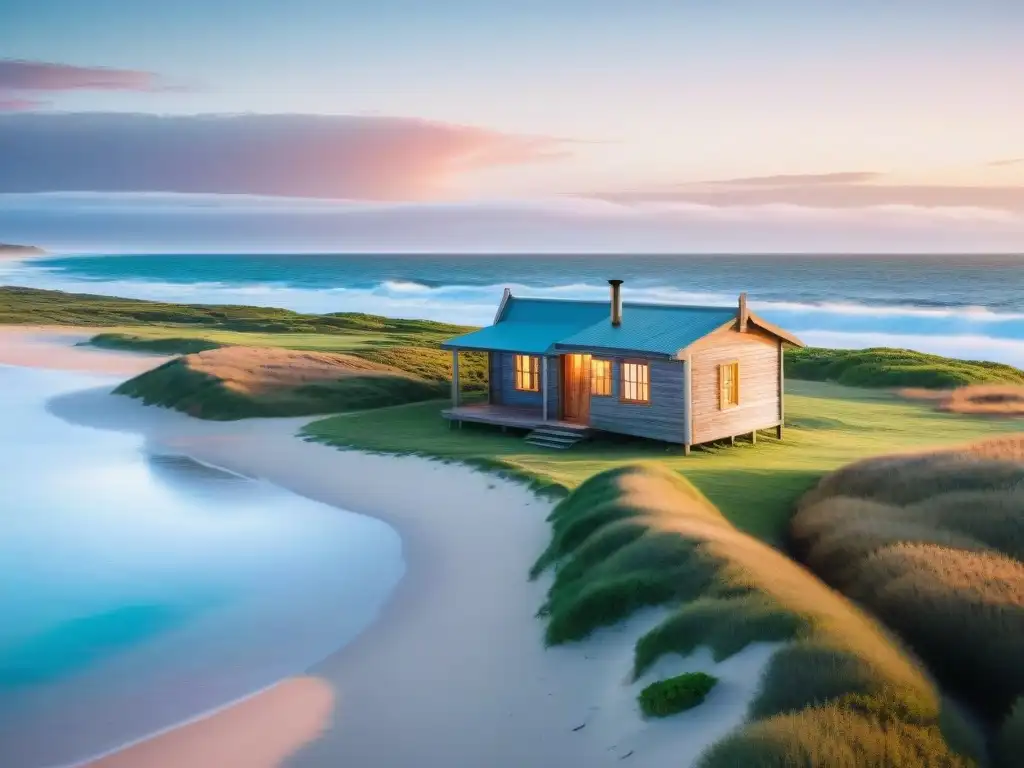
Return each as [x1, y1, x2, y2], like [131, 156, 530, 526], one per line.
[0, 365, 404, 768]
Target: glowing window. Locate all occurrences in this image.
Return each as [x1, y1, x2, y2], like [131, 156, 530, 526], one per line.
[514, 354, 540, 392]
[591, 358, 612, 396]
[719, 362, 740, 408]
[620, 361, 649, 403]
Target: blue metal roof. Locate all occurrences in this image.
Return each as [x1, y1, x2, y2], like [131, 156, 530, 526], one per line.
[440, 322, 587, 354]
[499, 297, 609, 325]
[555, 304, 737, 356]
[441, 295, 739, 356]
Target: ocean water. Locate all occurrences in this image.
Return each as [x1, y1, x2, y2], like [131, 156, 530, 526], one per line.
[0, 365, 404, 768]
[3, 252, 1024, 365]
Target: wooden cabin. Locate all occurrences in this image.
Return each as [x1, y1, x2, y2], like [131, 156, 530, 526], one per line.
[440, 280, 805, 451]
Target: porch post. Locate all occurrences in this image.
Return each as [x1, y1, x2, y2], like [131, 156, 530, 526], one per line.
[542, 355, 549, 422]
[451, 349, 460, 407]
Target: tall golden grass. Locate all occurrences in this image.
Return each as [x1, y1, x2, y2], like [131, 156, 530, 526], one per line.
[116, 346, 445, 419]
[791, 434, 1024, 721]
[535, 464, 982, 766]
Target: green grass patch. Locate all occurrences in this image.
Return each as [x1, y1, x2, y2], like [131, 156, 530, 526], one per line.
[0, 286, 472, 337]
[638, 672, 718, 717]
[304, 380, 1023, 545]
[786, 346, 1024, 389]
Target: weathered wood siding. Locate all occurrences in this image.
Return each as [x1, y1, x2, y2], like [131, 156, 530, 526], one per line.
[490, 352, 559, 415]
[689, 328, 781, 444]
[589, 357, 687, 443]
[488, 352, 500, 404]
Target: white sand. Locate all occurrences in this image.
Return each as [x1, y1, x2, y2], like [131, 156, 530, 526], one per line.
[3, 330, 778, 768]
[0, 327, 170, 375]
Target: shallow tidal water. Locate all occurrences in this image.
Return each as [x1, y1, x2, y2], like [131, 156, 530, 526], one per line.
[0, 365, 404, 768]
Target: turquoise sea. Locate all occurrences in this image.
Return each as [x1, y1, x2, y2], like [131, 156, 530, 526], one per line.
[0, 365, 404, 768]
[4, 252, 1024, 366]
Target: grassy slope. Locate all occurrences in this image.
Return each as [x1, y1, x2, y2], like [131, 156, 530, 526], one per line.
[303, 381, 1024, 544]
[791, 437, 1024, 727]
[535, 464, 981, 767]
[115, 348, 448, 420]
[0, 287, 471, 338]
[788, 346, 1024, 388]
[0, 287, 488, 390]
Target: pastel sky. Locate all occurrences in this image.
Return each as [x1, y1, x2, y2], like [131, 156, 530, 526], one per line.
[2, 1, 1024, 251]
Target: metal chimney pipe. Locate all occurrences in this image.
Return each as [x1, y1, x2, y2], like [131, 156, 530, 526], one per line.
[609, 279, 623, 326]
[738, 292, 749, 332]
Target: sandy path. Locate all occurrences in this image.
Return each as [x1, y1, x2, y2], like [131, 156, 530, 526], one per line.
[4, 329, 776, 768]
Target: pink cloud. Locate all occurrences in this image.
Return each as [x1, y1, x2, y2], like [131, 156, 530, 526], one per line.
[0, 97, 46, 111]
[0, 59, 166, 92]
[0, 113, 572, 199]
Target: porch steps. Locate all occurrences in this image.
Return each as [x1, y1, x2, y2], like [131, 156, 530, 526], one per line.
[524, 426, 588, 450]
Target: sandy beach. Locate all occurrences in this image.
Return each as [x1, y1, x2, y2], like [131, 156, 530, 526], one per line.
[1, 329, 777, 768]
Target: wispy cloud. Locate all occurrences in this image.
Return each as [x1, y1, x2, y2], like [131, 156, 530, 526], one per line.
[593, 180, 1024, 213]
[0, 113, 572, 199]
[988, 158, 1024, 168]
[0, 59, 169, 92]
[0, 58, 184, 110]
[701, 171, 884, 186]
[3, 192, 1023, 254]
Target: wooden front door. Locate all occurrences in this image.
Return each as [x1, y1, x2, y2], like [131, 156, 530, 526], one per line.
[561, 353, 592, 424]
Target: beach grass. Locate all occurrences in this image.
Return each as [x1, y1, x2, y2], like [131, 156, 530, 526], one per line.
[786, 346, 1024, 389]
[0, 286, 472, 339]
[790, 437, 1024, 722]
[303, 380, 1024, 544]
[115, 346, 447, 419]
[535, 464, 983, 766]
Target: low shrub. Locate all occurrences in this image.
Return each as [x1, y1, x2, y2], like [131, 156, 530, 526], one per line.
[638, 672, 718, 717]
[86, 332, 223, 355]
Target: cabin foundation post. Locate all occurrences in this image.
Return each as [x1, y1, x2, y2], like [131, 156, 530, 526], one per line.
[729, 435, 736, 446]
[776, 424, 784, 439]
[451, 349, 460, 407]
[683, 443, 691, 456]
[751, 430, 757, 444]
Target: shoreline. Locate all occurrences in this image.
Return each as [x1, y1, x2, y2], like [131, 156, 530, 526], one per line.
[3, 329, 775, 768]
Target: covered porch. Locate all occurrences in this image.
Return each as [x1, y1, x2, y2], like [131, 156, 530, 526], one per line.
[441, 402, 588, 432]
